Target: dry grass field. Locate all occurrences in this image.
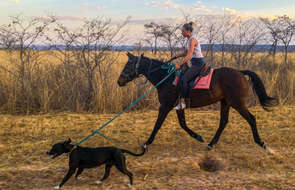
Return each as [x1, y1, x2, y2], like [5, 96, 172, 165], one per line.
[0, 50, 294, 114]
[0, 50, 294, 189]
[0, 105, 294, 190]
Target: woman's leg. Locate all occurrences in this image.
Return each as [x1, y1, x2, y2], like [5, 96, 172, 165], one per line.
[174, 63, 205, 110]
[174, 62, 205, 110]
[181, 64, 204, 97]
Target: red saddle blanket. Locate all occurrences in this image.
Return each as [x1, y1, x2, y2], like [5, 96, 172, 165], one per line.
[173, 68, 214, 89]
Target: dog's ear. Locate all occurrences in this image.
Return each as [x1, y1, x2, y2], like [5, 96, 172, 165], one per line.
[65, 138, 71, 144]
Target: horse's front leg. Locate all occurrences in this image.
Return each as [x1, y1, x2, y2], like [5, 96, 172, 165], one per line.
[144, 104, 172, 146]
[176, 110, 204, 142]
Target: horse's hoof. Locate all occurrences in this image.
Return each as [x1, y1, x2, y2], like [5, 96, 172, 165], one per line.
[95, 180, 102, 185]
[266, 146, 276, 155]
[261, 142, 267, 149]
[206, 145, 212, 151]
[197, 135, 204, 143]
[141, 144, 148, 151]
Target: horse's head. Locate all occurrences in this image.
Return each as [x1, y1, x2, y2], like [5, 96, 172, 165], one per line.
[117, 52, 144, 86]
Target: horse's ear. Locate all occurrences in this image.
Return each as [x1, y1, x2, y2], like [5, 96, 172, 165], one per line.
[127, 51, 134, 58]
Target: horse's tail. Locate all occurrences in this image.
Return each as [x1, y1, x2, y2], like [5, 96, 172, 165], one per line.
[240, 70, 278, 111]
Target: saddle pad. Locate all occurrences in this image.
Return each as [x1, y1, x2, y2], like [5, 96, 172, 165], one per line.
[173, 68, 214, 90]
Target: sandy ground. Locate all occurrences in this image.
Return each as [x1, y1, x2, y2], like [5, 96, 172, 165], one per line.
[0, 106, 295, 190]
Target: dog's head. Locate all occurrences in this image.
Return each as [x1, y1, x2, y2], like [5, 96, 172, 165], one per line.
[47, 138, 72, 159]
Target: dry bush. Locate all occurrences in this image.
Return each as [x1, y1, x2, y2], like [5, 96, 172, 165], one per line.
[199, 155, 225, 172]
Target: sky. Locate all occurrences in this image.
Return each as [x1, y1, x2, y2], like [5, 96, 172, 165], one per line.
[1, 0, 295, 44]
[1, 0, 294, 22]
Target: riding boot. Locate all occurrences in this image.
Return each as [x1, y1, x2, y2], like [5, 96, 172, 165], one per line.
[173, 101, 186, 110]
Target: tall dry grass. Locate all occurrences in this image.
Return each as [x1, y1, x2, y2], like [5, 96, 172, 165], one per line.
[0, 50, 294, 114]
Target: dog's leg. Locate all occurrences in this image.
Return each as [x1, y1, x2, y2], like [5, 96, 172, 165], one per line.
[95, 163, 112, 184]
[75, 168, 84, 179]
[115, 165, 133, 187]
[56, 167, 77, 189]
[114, 156, 133, 187]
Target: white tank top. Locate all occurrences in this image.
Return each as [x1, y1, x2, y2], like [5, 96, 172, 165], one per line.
[185, 36, 203, 59]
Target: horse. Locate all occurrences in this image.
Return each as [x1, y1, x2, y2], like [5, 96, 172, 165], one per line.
[117, 52, 278, 150]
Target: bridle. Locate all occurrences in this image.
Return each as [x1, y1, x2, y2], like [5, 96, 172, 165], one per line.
[120, 55, 142, 81]
[120, 55, 177, 83]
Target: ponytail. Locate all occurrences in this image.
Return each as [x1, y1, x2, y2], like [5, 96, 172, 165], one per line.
[183, 22, 194, 32]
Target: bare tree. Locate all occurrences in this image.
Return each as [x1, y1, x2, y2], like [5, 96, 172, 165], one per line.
[144, 22, 165, 54]
[218, 14, 238, 66]
[50, 17, 128, 111]
[0, 15, 54, 113]
[276, 15, 295, 64]
[202, 16, 220, 64]
[158, 24, 180, 58]
[45, 17, 83, 111]
[260, 17, 281, 60]
[229, 17, 265, 66]
[142, 38, 153, 52]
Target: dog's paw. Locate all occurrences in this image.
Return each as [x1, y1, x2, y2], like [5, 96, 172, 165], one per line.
[76, 176, 86, 180]
[95, 180, 102, 185]
[54, 185, 60, 190]
[126, 183, 132, 188]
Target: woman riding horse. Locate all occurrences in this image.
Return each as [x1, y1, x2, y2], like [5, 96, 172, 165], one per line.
[117, 23, 278, 150]
[173, 22, 206, 110]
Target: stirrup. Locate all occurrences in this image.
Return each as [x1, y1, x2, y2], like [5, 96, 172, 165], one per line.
[173, 102, 186, 110]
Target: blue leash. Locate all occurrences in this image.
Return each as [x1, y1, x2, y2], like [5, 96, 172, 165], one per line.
[75, 64, 179, 146]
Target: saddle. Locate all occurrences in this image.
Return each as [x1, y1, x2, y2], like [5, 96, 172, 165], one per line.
[173, 63, 214, 90]
[182, 62, 211, 78]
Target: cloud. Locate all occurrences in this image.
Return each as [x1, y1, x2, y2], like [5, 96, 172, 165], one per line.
[97, 5, 107, 10]
[193, 5, 213, 14]
[8, 0, 19, 3]
[144, 0, 217, 15]
[221, 7, 254, 19]
[145, 0, 185, 11]
[54, 16, 85, 22]
[128, 17, 182, 25]
[222, 8, 237, 15]
[81, 2, 107, 11]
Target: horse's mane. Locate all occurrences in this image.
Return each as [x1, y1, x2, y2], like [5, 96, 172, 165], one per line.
[142, 56, 169, 67]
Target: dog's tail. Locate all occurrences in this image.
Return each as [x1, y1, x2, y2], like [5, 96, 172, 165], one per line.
[121, 145, 146, 157]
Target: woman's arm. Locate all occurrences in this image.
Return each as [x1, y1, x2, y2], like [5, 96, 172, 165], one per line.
[175, 38, 197, 69]
[174, 50, 187, 59]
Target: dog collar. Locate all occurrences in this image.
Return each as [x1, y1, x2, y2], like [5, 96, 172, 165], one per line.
[69, 145, 77, 153]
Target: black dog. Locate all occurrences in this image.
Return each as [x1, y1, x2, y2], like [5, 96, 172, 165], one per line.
[47, 139, 146, 189]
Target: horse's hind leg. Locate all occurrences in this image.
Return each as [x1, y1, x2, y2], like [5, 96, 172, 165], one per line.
[233, 105, 266, 149]
[207, 99, 230, 150]
[176, 110, 204, 142]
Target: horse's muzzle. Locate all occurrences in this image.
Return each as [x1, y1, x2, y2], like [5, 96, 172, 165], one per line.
[117, 77, 126, 86]
[117, 81, 126, 87]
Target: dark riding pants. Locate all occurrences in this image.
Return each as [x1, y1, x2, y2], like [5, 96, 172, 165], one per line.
[180, 58, 206, 98]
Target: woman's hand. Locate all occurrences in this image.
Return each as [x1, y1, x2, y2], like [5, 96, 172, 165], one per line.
[174, 63, 181, 70]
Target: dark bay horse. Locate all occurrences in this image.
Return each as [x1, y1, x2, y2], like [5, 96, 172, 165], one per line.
[117, 52, 278, 150]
